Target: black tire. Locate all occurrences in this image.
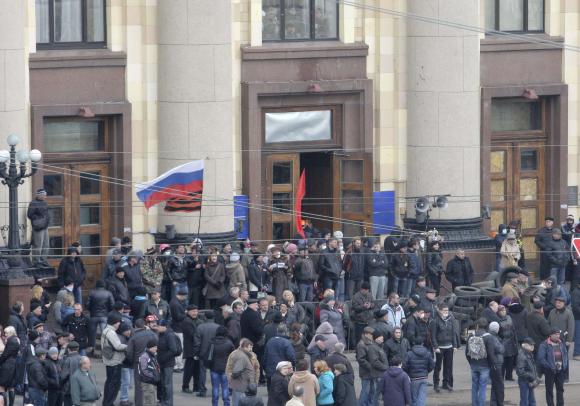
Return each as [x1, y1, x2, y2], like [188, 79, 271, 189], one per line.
[480, 287, 502, 297]
[454, 286, 481, 296]
[452, 304, 475, 314]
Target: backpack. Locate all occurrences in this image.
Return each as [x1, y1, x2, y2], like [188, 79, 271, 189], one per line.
[467, 333, 489, 360]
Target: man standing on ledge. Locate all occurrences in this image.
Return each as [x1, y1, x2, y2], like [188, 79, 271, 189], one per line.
[27, 188, 50, 266]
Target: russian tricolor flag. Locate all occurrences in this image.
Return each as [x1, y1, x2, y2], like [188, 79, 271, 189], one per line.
[136, 160, 204, 211]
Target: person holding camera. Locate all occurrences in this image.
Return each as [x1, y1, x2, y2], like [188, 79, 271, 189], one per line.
[516, 338, 540, 406]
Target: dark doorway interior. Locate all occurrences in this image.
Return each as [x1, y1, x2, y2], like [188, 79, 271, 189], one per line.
[300, 152, 333, 234]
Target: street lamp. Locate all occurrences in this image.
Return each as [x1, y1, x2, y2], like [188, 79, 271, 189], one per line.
[0, 134, 42, 270]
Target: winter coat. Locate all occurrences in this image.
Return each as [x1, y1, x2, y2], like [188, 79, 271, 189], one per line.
[225, 348, 260, 392]
[487, 332, 505, 367]
[403, 345, 434, 379]
[63, 313, 90, 349]
[482, 307, 501, 324]
[384, 337, 410, 365]
[324, 352, 354, 376]
[45, 357, 60, 390]
[382, 367, 411, 406]
[366, 251, 388, 277]
[445, 256, 474, 287]
[356, 336, 388, 379]
[369, 319, 393, 343]
[264, 335, 296, 376]
[167, 255, 188, 282]
[157, 329, 180, 368]
[138, 350, 161, 384]
[204, 262, 226, 299]
[0, 336, 19, 387]
[101, 324, 127, 366]
[390, 252, 409, 279]
[319, 303, 345, 344]
[210, 335, 235, 373]
[57, 256, 86, 288]
[269, 258, 292, 301]
[464, 329, 494, 369]
[407, 250, 422, 279]
[286, 302, 306, 325]
[294, 257, 318, 283]
[226, 262, 247, 291]
[426, 250, 443, 276]
[546, 238, 570, 268]
[384, 303, 406, 328]
[498, 315, 519, 357]
[344, 248, 366, 281]
[27, 198, 50, 231]
[317, 370, 334, 405]
[123, 262, 144, 295]
[307, 322, 339, 353]
[509, 303, 529, 343]
[60, 352, 82, 395]
[333, 373, 356, 406]
[145, 299, 171, 324]
[516, 349, 538, 383]
[500, 240, 521, 269]
[288, 370, 320, 406]
[196, 321, 220, 361]
[308, 346, 328, 371]
[527, 311, 552, 347]
[430, 314, 460, 349]
[351, 291, 375, 324]
[169, 297, 187, 333]
[537, 339, 569, 373]
[126, 328, 157, 365]
[241, 308, 264, 346]
[268, 371, 291, 406]
[319, 248, 342, 280]
[248, 261, 271, 291]
[86, 287, 115, 318]
[181, 314, 203, 359]
[27, 357, 48, 390]
[501, 283, 520, 300]
[107, 276, 131, 305]
[534, 226, 554, 253]
[226, 314, 241, 347]
[70, 368, 100, 404]
[403, 315, 430, 347]
[548, 307, 575, 344]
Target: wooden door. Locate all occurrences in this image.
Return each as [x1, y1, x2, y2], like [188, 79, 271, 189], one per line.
[264, 154, 300, 241]
[44, 162, 110, 285]
[489, 142, 545, 260]
[332, 153, 373, 237]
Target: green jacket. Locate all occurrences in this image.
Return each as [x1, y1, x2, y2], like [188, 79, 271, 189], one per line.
[70, 369, 101, 405]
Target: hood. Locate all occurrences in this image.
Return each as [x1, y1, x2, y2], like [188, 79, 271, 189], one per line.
[411, 345, 429, 357]
[226, 262, 242, 272]
[292, 370, 314, 383]
[316, 321, 334, 334]
[387, 366, 404, 378]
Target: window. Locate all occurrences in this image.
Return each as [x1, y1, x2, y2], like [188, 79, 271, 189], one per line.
[265, 110, 332, 143]
[262, 0, 338, 41]
[491, 100, 542, 133]
[36, 0, 106, 48]
[43, 120, 105, 153]
[485, 0, 544, 33]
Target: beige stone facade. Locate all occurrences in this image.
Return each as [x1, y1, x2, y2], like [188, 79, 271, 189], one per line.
[0, 0, 577, 260]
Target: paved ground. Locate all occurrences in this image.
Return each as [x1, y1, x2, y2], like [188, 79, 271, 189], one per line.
[67, 351, 580, 406]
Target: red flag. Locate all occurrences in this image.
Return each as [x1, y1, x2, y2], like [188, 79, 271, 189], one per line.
[295, 169, 306, 238]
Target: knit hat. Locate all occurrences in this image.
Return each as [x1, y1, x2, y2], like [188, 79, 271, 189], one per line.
[147, 339, 158, 349]
[48, 347, 59, 356]
[522, 337, 535, 346]
[489, 321, 500, 334]
[107, 314, 122, 326]
[35, 346, 47, 356]
[276, 361, 292, 371]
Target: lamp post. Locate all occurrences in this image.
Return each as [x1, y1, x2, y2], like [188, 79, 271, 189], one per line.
[0, 134, 42, 270]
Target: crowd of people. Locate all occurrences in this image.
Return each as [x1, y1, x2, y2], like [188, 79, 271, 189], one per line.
[9, 195, 580, 406]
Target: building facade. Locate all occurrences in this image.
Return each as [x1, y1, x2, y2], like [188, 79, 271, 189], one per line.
[0, 0, 577, 282]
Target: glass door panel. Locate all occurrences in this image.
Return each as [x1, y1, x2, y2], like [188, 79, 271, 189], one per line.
[265, 154, 299, 241]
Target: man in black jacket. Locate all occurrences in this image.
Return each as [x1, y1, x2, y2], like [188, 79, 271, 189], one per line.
[182, 305, 204, 394]
[546, 229, 570, 286]
[62, 304, 90, 355]
[488, 322, 506, 406]
[445, 249, 474, 290]
[86, 280, 115, 353]
[351, 282, 375, 345]
[45, 347, 61, 406]
[28, 346, 49, 406]
[403, 344, 435, 406]
[430, 304, 460, 392]
[195, 313, 220, 397]
[169, 289, 187, 372]
[385, 327, 410, 365]
[127, 318, 157, 406]
[535, 216, 555, 280]
[27, 188, 50, 266]
[319, 238, 342, 292]
[108, 267, 131, 305]
[344, 237, 366, 301]
[527, 302, 552, 349]
[403, 307, 429, 347]
[156, 320, 180, 406]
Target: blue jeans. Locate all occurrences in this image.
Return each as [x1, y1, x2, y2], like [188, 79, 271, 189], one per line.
[359, 377, 380, 406]
[369, 276, 387, 300]
[411, 378, 428, 406]
[73, 285, 82, 305]
[161, 366, 174, 406]
[398, 278, 410, 297]
[518, 378, 536, 406]
[211, 371, 230, 406]
[471, 366, 490, 406]
[89, 316, 107, 348]
[298, 283, 314, 302]
[172, 281, 188, 301]
[574, 320, 580, 356]
[550, 267, 565, 286]
[28, 387, 46, 406]
[323, 277, 339, 292]
[120, 367, 132, 401]
[391, 276, 400, 295]
[337, 275, 345, 302]
[199, 364, 207, 393]
[232, 391, 245, 406]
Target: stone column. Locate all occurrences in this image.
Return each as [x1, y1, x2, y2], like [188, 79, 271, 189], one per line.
[157, 0, 233, 236]
[406, 0, 480, 219]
